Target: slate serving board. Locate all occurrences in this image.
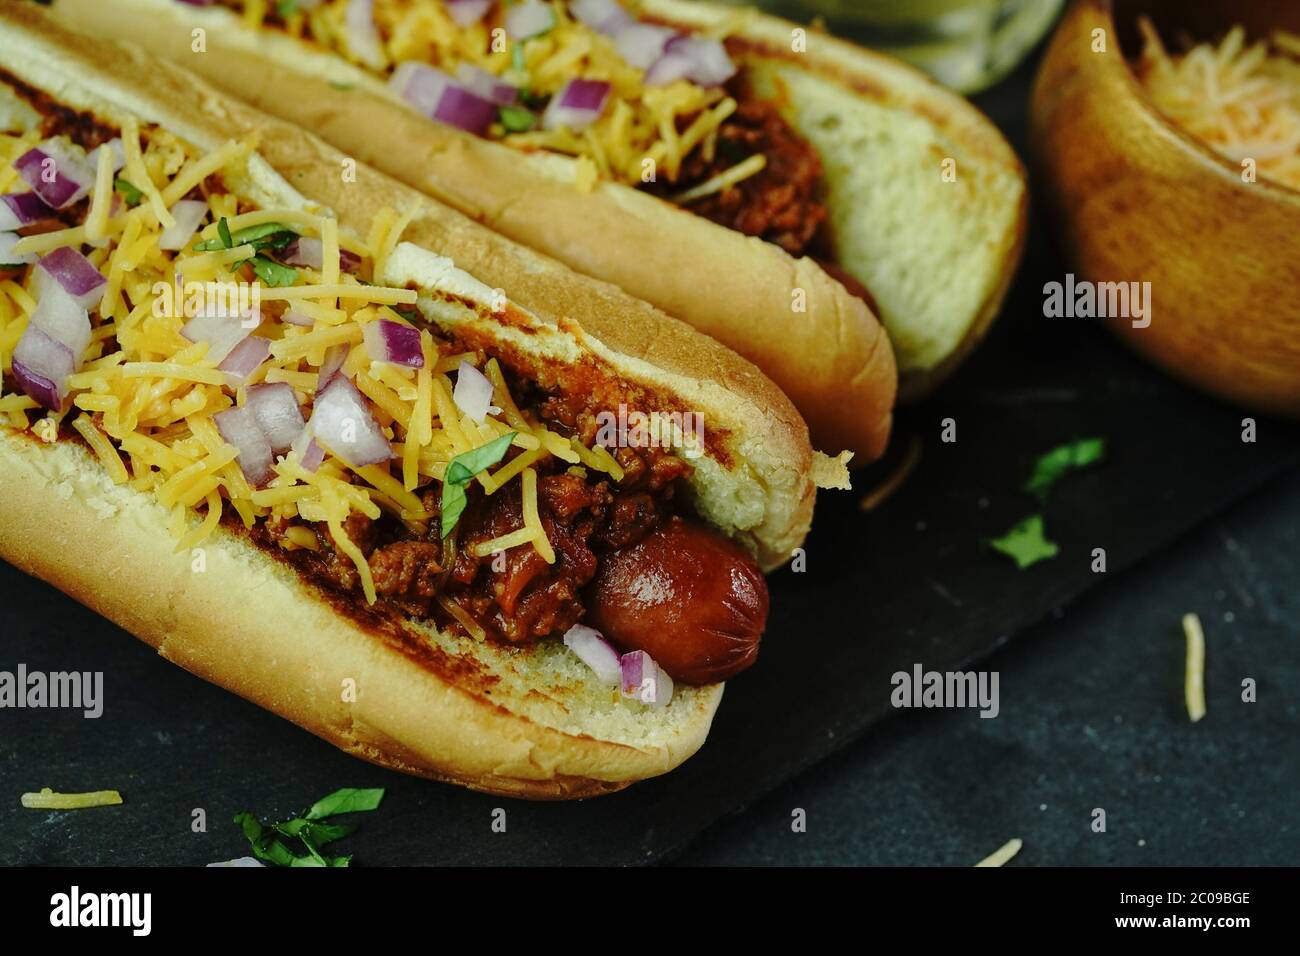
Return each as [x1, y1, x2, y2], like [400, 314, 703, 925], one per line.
[2, 49, 1298, 867]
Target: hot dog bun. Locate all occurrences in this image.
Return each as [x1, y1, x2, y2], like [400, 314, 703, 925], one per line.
[0, 432, 722, 798]
[34, 1, 858, 461]
[0, 3, 832, 796]
[49, 0, 1024, 411]
[644, 0, 1027, 400]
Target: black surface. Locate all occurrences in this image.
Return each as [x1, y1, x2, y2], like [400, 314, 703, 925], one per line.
[677, 469, 1300, 865]
[2, 42, 1298, 868]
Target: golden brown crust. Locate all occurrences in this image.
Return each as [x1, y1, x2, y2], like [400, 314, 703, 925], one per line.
[45, 0, 898, 462]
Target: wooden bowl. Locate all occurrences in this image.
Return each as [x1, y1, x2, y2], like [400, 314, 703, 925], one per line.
[1030, 0, 1300, 416]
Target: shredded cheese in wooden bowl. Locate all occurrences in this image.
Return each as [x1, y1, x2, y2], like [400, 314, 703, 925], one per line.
[1134, 18, 1300, 190]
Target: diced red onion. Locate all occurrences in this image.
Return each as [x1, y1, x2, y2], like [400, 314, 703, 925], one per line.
[456, 64, 518, 106]
[505, 0, 554, 40]
[14, 141, 94, 210]
[543, 79, 611, 131]
[452, 359, 500, 424]
[620, 649, 673, 706]
[307, 374, 392, 466]
[345, 0, 387, 70]
[181, 309, 251, 367]
[363, 318, 424, 368]
[34, 247, 106, 311]
[444, 0, 492, 27]
[302, 439, 326, 470]
[562, 624, 623, 686]
[215, 405, 275, 488]
[283, 237, 323, 270]
[0, 192, 53, 230]
[339, 248, 362, 273]
[158, 199, 208, 251]
[317, 343, 349, 388]
[12, 325, 76, 410]
[280, 237, 362, 273]
[391, 61, 498, 133]
[390, 62, 453, 115]
[247, 382, 306, 453]
[614, 22, 676, 69]
[570, 0, 632, 35]
[0, 232, 37, 267]
[29, 285, 92, 359]
[86, 138, 126, 175]
[218, 335, 270, 387]
[644, 51, 695, 87]
[291, 428, 326, 472]
[664, 35, 737, 87]
[648, 660, 673, 706]
[433, 84, 498, 134]
[281, 309, 314, 327]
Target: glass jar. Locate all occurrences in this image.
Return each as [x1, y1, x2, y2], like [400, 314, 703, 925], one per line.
[714, 0, 1066, 93]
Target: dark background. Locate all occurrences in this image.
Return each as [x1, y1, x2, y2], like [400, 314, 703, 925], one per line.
[2, 19, 1298, 867]
[675, 40, 1300, 866]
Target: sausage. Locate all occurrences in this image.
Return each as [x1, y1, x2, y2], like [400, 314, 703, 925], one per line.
[585, 516, 769, 685]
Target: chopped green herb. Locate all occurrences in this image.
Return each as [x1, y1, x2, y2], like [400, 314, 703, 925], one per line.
[306, 787, 385, 819]
[329, 80, 357, 91]
[989, 514, 1059, 570]
[234, 812, 302, 867]
[511, 41, 526, 74]
[249, 255, 298, 287]
[194, 220, 297, 252]
[441, 432, 517, 538]
[498, 105, 537, 132]
[113, 177, 142, 206]
[276, 0, 299, 15]
[234, 788, 384, 868]
[274, 817, 358, 846]
[1024, 437, 1106, 499]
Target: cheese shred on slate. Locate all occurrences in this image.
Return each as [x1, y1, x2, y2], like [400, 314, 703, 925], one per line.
[1181, 612, 1207, 723]
[21, 787, 123, 809]
[974, 837, 1022, 868]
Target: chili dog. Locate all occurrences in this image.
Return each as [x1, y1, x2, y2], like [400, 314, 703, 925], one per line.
[48, 0, 1027, 460]
[0, 4, 854, 797]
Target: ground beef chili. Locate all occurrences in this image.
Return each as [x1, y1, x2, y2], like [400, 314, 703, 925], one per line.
[641, 84, 884, 312]
[252, 381, 692, 647]
[648, 91, 829, 259]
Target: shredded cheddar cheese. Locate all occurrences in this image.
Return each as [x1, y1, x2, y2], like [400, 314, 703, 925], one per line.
[20, 788, 123, 810]
[84, 144, 115, 242]
[974, 838, 1022, 868]
[228, 0, 739, 190]
[1136, 20, 1300, 189]
[1182, 612, 1207, 723]
[1, 109, 631, 604]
